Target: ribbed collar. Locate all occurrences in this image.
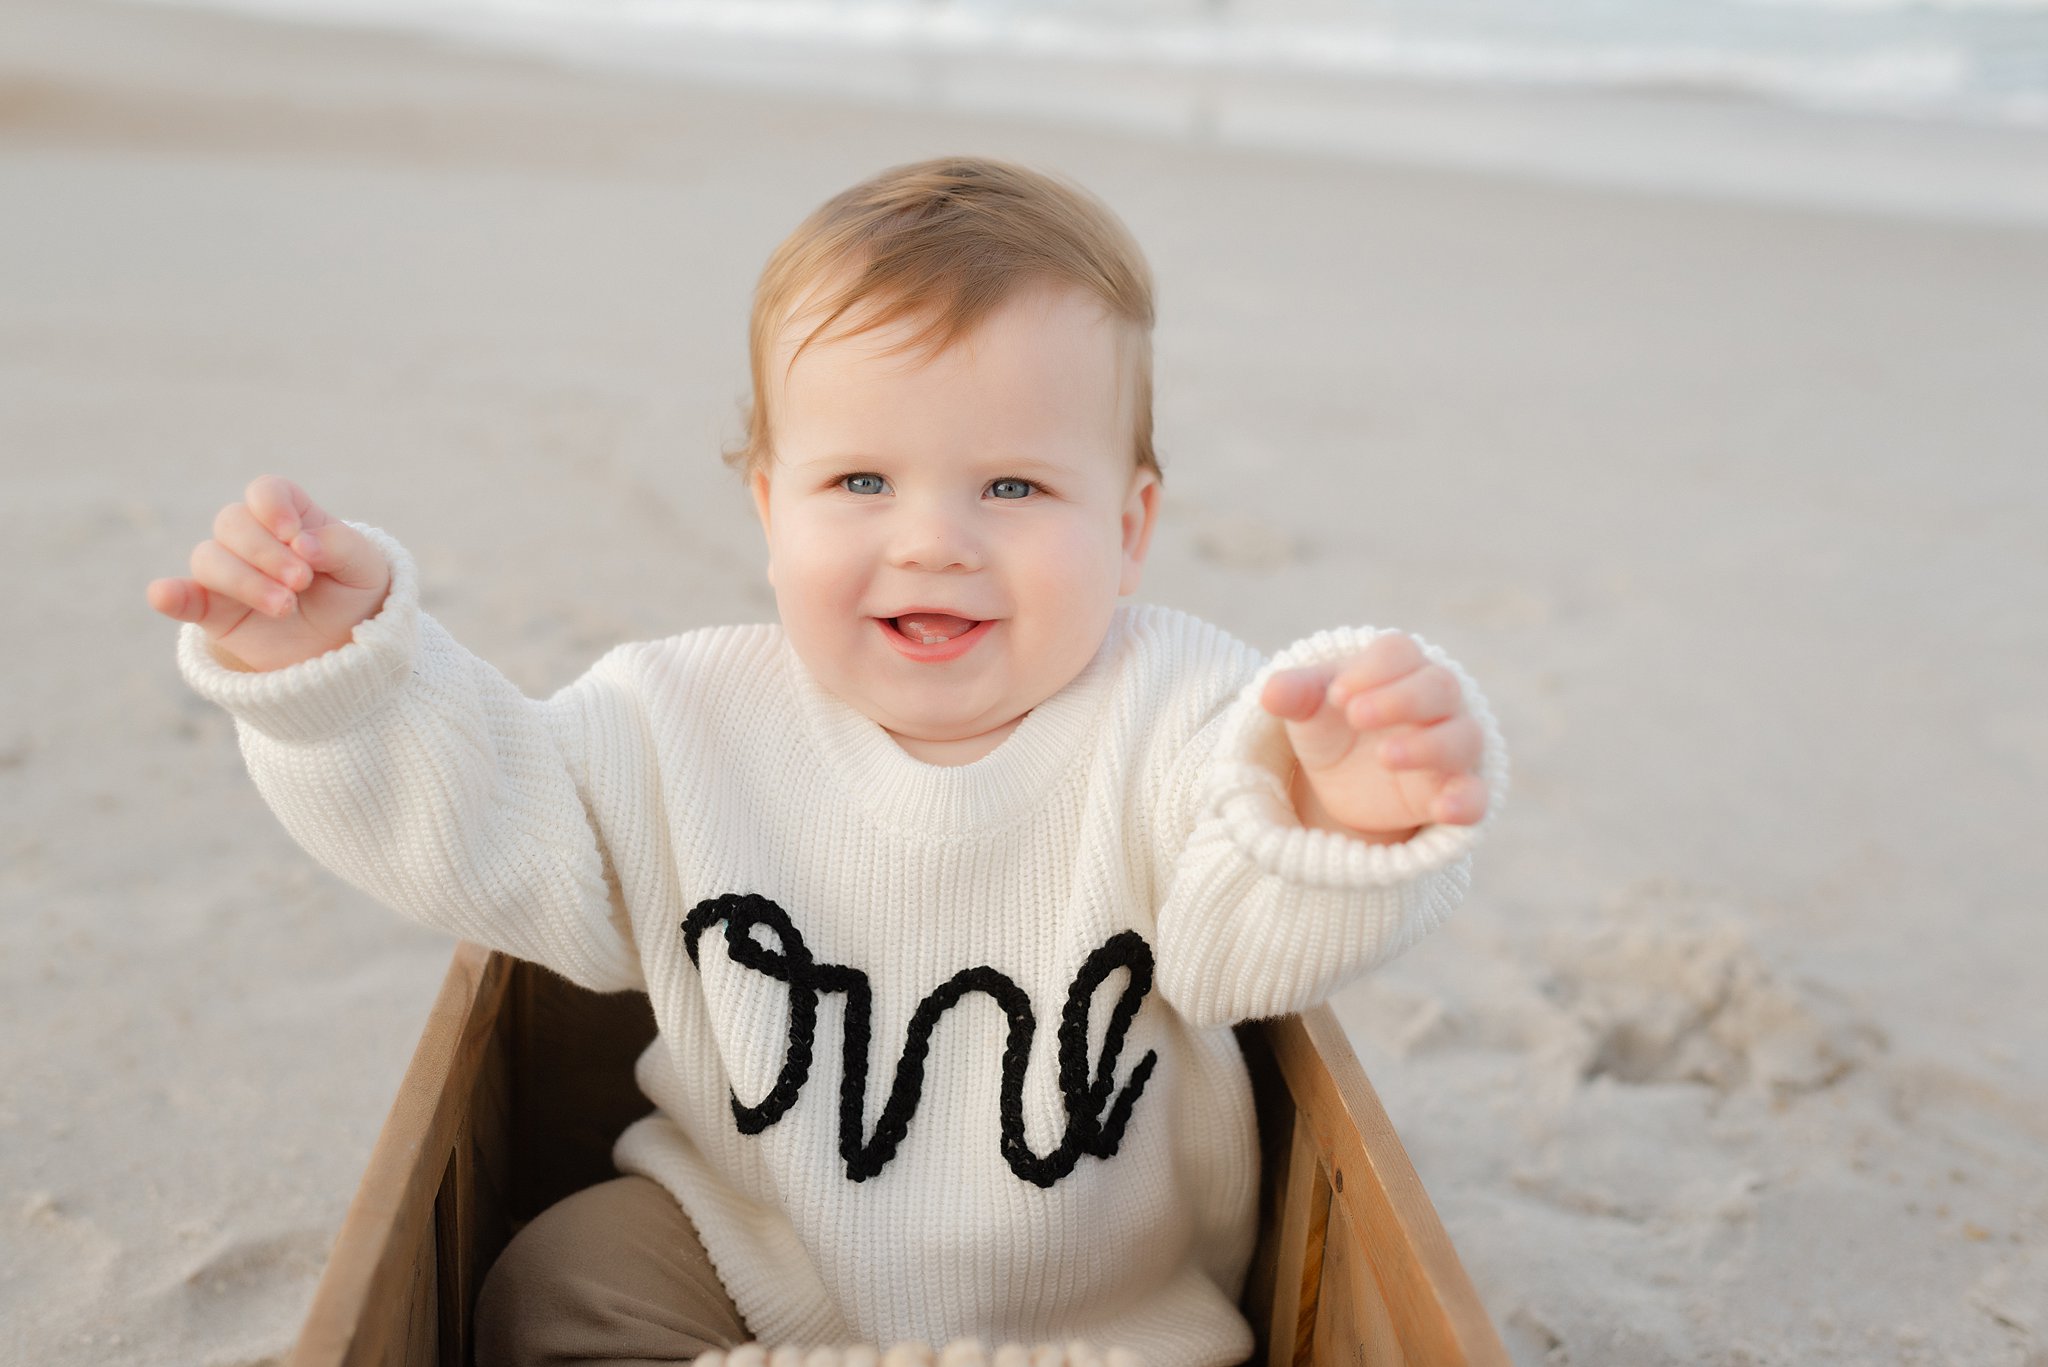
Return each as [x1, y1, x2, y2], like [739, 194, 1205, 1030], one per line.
[783, 609, 1128, 835]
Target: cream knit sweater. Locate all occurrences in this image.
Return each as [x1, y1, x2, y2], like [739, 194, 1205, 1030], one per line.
[177, 524, 1509, 1367]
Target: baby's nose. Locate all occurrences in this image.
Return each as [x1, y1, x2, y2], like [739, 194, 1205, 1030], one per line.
[889, 507, 982, 572]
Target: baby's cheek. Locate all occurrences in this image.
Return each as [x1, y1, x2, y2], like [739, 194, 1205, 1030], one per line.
[1028, 563, 1123, 671]
[1037, 521, 1124, 596]
[785, 529, 866, 595]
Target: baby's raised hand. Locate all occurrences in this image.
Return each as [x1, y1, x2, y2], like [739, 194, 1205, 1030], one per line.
[146, 475, 391, 673]
[1257, 632, 1490, 841]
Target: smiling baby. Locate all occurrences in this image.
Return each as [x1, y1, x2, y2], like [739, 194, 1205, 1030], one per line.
[151, 156, 1508, 1367]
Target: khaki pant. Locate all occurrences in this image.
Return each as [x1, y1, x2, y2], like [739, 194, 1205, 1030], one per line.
[476, 1175, 752, 1366]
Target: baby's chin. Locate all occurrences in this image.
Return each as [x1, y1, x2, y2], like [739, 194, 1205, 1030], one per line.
[878, 708, 1032, 765]
[873, 701, 1035, 747]
[845, 667, 1059, 744]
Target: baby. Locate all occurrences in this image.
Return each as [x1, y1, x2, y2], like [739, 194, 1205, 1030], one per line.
[149, 157, 1506, 1367]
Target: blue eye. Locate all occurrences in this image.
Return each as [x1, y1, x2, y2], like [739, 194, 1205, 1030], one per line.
[988, 478, 1034, 500]
[841, 473, 887, 495]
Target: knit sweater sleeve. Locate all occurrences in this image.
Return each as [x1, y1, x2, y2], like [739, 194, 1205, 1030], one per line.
[1150, 623, 1509, 1028]
[175, 522, 645, 995]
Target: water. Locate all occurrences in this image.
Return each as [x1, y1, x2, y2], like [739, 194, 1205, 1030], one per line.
[130, 0, 2048, 222]
[146, 0, 2048, 125]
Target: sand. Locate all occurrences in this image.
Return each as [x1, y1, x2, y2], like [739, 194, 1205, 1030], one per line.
[2, 1, 2045, 1363]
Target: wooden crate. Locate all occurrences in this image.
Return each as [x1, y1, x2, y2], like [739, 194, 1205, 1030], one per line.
[290, 941, 1507, 1366]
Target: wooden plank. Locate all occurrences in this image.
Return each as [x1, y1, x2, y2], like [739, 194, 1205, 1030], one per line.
[432, 1142, 470, 1367]
[289, 942, 512, 1366]
[1264, 1115, 1333, 1367]
[1312, 1193, 1405, 1367]
[402, 1218, 437, 1365]
[1263, 1007, 1508, 1366]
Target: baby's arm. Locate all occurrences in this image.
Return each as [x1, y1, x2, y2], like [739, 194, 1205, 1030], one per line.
[1149, 625, 1508, 1029]
[151, 477, 644, 994]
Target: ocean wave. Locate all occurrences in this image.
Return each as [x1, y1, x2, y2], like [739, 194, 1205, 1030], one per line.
[1727, 0, 2048, 12]
[132, 0, 2048, 126]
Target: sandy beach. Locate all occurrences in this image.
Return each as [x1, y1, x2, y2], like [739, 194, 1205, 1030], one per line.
[2, 1, 2045, 1363]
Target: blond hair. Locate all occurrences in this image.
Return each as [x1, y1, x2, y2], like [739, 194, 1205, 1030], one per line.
[725, 156, 1159, 482]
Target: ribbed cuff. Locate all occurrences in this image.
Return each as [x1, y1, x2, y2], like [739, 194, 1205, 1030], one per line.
[175, 522, 422, 744]
[1202, 625, 1510, 889]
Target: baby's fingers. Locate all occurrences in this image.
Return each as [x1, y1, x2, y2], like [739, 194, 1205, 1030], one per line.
[146, 576, 237, 630]
[1342, 662, 1462, 731]
[244, 473, 319, 543]
[1258, 666, 1331, 722]
[285, 518, 386, 591]
[215, 500, 311, 593]
[1325, 633, 1426, 708]
[1432, 773, 1490, 825]
[190, 537, 296, 618]
[1378, 714, 1483, 774]
[1260, 667, 1364, 770]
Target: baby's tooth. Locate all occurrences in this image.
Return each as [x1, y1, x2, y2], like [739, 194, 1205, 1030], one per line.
[897, 612, 976, 644]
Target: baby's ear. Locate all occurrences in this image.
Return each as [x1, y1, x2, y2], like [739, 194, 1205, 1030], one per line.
[748, 469, 779, 589]
[1118, 469, 1161, 595]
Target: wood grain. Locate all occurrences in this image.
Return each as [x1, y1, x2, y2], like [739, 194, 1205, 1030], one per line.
[1262, 1006, 1509, 1366]
[290, 941, 510, 1365]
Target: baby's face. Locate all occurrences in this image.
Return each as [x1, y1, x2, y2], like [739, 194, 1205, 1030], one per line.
[751, 281, 1158, 764]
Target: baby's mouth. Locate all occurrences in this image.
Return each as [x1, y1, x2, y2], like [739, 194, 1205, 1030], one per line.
[889, 613, 980, 645]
